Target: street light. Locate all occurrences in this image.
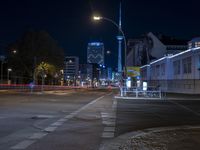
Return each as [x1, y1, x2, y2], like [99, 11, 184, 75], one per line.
[93, 15, 127, 77]
[7, 68, 12, 84]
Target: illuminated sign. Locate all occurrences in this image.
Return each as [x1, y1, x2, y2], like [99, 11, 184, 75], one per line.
[126, 67, 140, 77]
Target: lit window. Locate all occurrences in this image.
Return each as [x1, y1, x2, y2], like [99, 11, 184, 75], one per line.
[195, 42, 200, 48]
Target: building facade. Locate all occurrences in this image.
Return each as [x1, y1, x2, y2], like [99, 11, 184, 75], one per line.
[64, 56, 79, 84]
[140, 37, 200, 94]
[127, 32, 188, 67]
[87, 42, 104, 65]
[79, 63, 100, 87]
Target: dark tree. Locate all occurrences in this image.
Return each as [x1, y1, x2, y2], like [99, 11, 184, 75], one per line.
[7, 30, 65, 84]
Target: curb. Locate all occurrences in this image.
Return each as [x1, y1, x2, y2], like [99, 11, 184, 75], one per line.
[99, 125, 200, 150]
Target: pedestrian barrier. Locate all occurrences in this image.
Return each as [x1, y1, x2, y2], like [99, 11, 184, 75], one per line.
[119, 86, 162, 99]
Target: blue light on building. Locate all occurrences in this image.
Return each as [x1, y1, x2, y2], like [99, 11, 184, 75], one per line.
[87, 42, 104, 65]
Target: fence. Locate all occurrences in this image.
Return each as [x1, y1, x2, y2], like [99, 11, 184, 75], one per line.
[120, 86, 162, 99]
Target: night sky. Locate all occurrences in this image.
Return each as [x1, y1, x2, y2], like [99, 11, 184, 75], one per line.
[0, 0, 200, 70]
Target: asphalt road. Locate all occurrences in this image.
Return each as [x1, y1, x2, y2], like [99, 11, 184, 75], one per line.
[1, 89, 200, 150]
[0, 89, 116, 150]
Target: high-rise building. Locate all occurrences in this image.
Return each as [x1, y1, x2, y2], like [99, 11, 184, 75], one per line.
[64, 56, 79, 81]
[87, 42, 104, 65]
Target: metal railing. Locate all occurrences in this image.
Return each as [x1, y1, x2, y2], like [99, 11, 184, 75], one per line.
[120, 86, 162, 99]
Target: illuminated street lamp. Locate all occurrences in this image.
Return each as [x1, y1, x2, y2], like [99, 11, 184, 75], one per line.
[7, 68, 12, 84]
[12, 49, 17, 54]
[93, 15, 127, 77]
[106, 50, 111, 54]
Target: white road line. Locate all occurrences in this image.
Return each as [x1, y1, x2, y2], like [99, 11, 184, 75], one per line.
[34, 115, 54, 119]
[70, 112, 78, 116]
[102, 132, 114, 138]
[101, 92, 117, 140]
[101, 113, 116, 118]
[10, 94, 107, 150]
[64, 114, 74, 119]
[51, 121, 64, 126]
[102, 118, 116, 123]
[29, 132, 48, 140]
[11, 140, 35, 149]
[104, 127, 115, 132]
[102, 121, 115, 126]
[170, 100, 200, 116]
[44, 126, 57, 132]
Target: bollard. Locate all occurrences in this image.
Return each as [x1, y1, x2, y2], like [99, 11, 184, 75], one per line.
[120, 87, 123, 97]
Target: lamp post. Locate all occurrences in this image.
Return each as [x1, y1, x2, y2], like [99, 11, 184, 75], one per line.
[7, 68, 12, 84]
[93, 16, 127, 79]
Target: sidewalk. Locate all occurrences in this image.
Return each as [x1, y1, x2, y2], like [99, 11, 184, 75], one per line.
[100, 125, 200, 150]
[103, 93, 200, 150]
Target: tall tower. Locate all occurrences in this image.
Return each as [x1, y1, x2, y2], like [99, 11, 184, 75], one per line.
[116, 1, 123, 73]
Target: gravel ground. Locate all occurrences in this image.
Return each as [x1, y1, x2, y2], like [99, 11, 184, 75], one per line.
[119, 128, 200, 150]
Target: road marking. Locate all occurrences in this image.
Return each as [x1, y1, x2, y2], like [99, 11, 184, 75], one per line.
[101, 114, 116, 119]
[44, 126, 57, 132]
[51, 121, 64, 126]
[10, 94, 107, 150]
[101, 113, 116, 118]
[102, 132, 114, 138]
[64, 114, 74, 119]
[102, 120, 115, 126]
[11, 140, 35, 149]
[89, 96, 105, 105]
[169, 100, 200, 116]
[104, 127, 115, 132]
[102, 118, 116, 122]
[70, 112, 78, 115]
[101, 93, 117, 139]
[29, 132, 48, 139]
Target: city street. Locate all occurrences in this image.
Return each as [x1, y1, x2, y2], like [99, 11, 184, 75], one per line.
[0, 89, 116, 150]
[1, 1, 200, 150]
[1, 89, 200, 150]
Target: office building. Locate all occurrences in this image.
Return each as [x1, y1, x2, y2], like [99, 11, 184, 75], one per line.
[64, 56, 79, 83]
[87, 42, 104, 65]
